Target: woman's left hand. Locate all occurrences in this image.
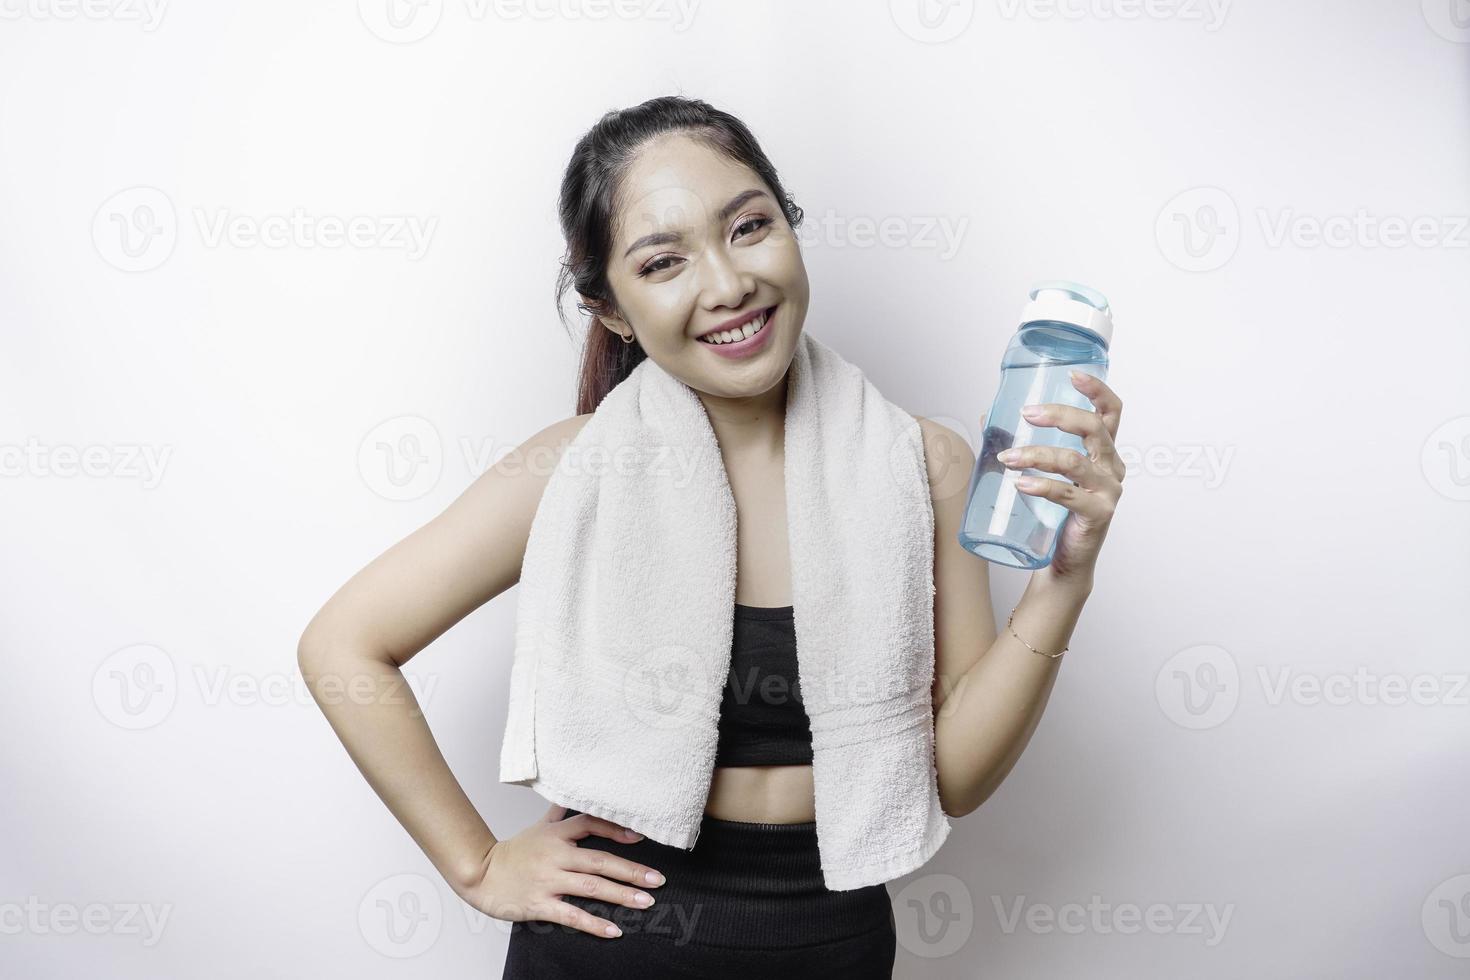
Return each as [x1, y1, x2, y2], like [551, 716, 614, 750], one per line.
[996, 370, 1125, 590]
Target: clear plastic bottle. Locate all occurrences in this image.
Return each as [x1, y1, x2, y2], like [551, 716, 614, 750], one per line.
[957, 280, 1114, 569]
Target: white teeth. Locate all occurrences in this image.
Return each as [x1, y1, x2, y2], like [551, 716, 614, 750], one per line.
[701, 308, 770, 345]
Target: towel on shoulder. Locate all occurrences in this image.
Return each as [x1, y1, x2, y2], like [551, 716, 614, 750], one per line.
[499, 329, 951, 891]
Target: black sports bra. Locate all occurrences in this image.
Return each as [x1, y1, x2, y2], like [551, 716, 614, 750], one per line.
[714, 603, 814, 767]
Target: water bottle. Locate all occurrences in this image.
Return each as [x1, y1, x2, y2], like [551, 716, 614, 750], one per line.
[957, 280, 1114, 569]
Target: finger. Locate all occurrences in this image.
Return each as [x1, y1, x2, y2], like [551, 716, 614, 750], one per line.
[1068, 371, 1123, 440]
[565, 845, 667, 889]
[555, 865, 658, 912]
[543, 803, 568, 823]
[1019, 402, 1123, 480]
[1020, 402, 1106, 443]
[539, 897, 626, 939]
[998, 444, 1120, 496]
[559, 812, 645, 845]
[1014, 473, 1116, 522]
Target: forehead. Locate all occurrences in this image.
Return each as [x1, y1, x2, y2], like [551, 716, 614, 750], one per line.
[613, 134, 761, 245]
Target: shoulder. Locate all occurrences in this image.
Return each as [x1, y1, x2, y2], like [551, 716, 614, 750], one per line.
[530, 411, 595, 449]
[495, 412, 595, 481]
[909, 413, 977, 502]
[476, 412, 594, 500]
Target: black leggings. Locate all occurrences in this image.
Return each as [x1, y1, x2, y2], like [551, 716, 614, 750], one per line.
[500, 807, 896, 978]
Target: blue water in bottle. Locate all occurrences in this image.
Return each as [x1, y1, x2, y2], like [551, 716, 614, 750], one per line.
[958, 281, 1114, 569]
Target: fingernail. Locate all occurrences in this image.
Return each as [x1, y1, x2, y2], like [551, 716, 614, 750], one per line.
[634, 892, 653, 906]
[605, 924, 622, 937]
[646, 871, 665, 885]
[996, 448, 1020, 463]
[625, 829, 642, 841]
[1021, 404, 1045, 418]
[1069, 369, 1088, 384]
[1016, 476, 1042, 490]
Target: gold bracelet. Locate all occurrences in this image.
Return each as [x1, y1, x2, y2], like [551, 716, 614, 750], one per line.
[1006, 607, 1068, 658]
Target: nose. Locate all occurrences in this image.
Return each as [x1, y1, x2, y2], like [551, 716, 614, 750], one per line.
[696, 240, 756, 313]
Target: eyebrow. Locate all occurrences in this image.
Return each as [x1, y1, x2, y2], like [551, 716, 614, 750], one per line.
[621, 188, 772, 259]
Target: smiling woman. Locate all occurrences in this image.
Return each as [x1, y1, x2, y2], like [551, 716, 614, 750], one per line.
[553, 99, 811, 413]
[492, 96, 924, 978]
[298, 93, 1117, 980]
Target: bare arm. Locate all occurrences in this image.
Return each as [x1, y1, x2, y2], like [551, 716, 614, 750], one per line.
[296, 412, 592, 891]
[917, 416, 1091, 819]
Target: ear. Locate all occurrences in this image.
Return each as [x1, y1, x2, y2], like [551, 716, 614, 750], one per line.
[580, 294, 629, 336]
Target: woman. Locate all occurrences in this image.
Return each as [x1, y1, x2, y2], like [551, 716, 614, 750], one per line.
[298, 95, 1125, 977]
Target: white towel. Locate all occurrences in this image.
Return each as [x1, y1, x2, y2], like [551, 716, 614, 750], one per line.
[499, 329, 952, 891]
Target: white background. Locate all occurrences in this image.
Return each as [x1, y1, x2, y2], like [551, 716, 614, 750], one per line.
[2, 1, 1468, 976]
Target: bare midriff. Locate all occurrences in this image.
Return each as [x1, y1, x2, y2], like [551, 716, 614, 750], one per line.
[704, 764, 816, 823]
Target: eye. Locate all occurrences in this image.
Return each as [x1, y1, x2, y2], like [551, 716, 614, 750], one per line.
[734, 216, 774, 239]
[636, 255, 680, 278]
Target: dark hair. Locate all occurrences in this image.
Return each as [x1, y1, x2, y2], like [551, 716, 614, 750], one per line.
[554, 95, 805, 415]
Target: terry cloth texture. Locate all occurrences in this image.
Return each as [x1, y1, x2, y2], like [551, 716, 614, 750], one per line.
[498, 329, 952, 891]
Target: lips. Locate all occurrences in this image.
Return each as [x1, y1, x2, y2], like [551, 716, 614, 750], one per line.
[695, 304, 778, 358]
[696, 305, 776, 346]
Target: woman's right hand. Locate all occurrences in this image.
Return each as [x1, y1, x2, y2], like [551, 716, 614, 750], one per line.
[459, 803, 667, 939]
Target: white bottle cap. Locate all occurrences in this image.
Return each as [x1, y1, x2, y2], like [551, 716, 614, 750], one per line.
[1018, 279, 1113, 346]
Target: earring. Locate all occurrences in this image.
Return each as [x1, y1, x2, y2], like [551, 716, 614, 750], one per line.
[620, 331, 635, 344]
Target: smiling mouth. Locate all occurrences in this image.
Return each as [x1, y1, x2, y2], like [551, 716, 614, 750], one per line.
[696, 305, 776, 345]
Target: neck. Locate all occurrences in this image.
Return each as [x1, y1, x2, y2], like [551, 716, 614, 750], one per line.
[695, 370, 789, 459]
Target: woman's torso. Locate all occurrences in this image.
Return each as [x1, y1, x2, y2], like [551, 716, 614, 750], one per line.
[704, 438, 815, 824]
